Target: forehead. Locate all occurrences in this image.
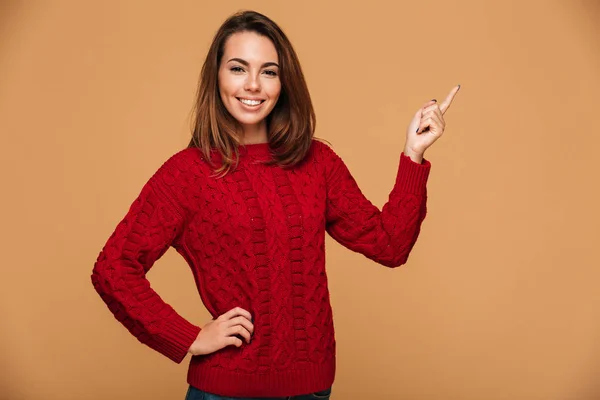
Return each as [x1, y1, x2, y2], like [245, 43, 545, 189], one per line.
[222, 31, 279, 63]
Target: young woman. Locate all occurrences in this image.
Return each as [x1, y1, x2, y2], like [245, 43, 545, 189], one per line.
[91, 10, 459, 400]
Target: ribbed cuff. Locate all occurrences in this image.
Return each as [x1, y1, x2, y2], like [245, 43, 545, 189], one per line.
[395, 152, 431, 195]
[154, 316, 201, 364]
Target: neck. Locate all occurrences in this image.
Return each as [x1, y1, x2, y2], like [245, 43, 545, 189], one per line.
[241, 121, 268, 145]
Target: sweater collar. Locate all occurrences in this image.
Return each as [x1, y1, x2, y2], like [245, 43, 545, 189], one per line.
[239, 142, 272, 161]
[205, 142, 273, 165]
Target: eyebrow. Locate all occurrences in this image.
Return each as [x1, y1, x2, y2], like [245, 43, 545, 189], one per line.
[227, 58, 279, 68]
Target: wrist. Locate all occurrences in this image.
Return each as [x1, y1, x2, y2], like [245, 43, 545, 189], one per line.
[403, 148, 424, 164]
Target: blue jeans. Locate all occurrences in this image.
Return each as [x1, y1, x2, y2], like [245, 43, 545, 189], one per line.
[184, 385, 332, 400]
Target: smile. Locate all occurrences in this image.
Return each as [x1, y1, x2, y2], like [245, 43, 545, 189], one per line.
[237, 98, 265, 106]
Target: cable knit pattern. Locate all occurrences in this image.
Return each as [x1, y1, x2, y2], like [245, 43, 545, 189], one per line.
[91, 140, 431, 397]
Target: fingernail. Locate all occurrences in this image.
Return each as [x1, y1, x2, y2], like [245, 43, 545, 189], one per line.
[431, 99, 437, 102]
[415, 128, 419, 133]
[457, 84, 461, 89]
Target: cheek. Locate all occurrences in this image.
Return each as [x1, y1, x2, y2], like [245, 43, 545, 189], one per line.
[218, 71, 235, 97]
[267, 80, 282, 100]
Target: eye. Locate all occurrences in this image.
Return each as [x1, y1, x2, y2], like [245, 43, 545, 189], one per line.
[230, 66, 244, 73]
[263, 70, 278, 77]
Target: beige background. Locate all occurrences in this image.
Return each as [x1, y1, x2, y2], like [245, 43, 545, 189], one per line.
[1, 1, 599, 399]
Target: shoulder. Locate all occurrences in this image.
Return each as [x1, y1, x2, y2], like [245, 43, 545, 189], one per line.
[141, 148, 207, 216]
[151, 147, 205, 183]
[157, 147, 203, 171]
[308, 138, 340, 160]
[148, 148, 208, 206]
[307, 139, 346, 169]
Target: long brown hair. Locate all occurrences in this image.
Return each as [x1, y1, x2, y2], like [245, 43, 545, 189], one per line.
[188, 10, 316, 176]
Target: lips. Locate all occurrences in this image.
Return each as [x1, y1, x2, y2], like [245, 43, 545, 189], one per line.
[237, 98, 265, 106]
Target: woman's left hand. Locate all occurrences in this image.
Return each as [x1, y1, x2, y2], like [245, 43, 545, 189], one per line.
[404, 85, 460, 162]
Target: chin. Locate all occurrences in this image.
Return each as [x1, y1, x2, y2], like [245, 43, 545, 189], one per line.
[233, 110, 275, 127]
[235, 116, 264, 126]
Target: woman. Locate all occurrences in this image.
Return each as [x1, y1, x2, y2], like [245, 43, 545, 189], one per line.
[91, 10, 459, 400]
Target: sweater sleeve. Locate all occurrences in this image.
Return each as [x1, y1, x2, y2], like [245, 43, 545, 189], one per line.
[323, 144, 431, 268]
[90, 154, 201, 364]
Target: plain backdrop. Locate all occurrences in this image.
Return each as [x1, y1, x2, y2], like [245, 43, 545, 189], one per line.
[1, 1, 599, 399]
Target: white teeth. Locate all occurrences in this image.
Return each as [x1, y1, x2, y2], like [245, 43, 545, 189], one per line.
[239, 98, 262, 106]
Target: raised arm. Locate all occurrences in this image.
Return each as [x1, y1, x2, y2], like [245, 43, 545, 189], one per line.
[323, 144, 431, 268]
[325, 85, 461, 267]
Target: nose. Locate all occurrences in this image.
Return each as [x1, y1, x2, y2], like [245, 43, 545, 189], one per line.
[244, 74, 261, 92]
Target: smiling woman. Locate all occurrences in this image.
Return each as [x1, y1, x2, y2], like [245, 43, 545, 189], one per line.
[217, 32, 282, 142]
[188, 11, 316, 176]
[90, 8, 454, 400]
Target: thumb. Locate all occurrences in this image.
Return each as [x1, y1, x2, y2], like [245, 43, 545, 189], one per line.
[415, 99, 436, 117]
[412, 100, 435, 124]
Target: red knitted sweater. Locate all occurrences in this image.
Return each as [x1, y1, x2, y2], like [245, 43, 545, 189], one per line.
[91, 140, 431, 397]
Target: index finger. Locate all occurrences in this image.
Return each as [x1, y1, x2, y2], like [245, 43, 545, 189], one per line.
[439, 85, 461, 115]
[220, 306, 252, 321]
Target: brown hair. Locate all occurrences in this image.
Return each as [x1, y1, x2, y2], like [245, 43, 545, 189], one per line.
[188, 10, 316, 176]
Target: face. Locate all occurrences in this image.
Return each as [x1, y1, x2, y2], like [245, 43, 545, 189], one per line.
[218, 31, 281, 133]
